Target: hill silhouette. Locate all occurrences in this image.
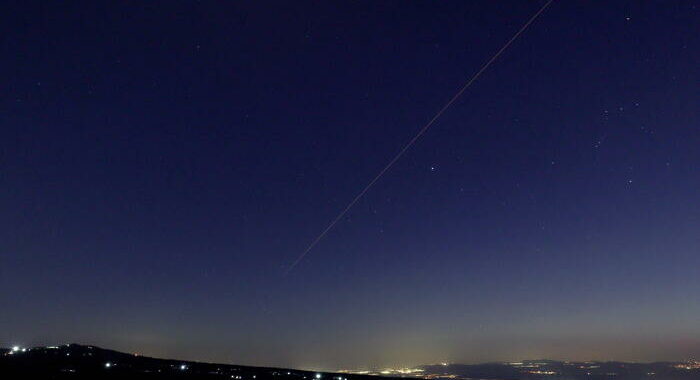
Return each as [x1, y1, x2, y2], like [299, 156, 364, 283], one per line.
[2, 344, 699, 380]
[0, 344, 372, 380]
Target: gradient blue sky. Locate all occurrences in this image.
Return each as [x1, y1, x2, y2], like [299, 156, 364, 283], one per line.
[2, 0, 699, 370]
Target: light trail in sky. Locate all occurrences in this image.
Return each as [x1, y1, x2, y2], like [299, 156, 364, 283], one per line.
[287, 0, 555, 273]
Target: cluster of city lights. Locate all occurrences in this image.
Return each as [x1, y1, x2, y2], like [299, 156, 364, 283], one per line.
[340, 367, 424, 377]
[673, 361, 700, 370]
[527, 370, 557, 375]
[8, 346, 27, 354]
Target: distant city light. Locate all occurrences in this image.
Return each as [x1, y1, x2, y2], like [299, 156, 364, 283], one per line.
[12, 346, 20, 352]
[673, 361, 700, 370]
[180, 364, 187, 371]
[105, 362, 112, 368]
[315, 374, 322, 379]
[528, 370, 557, 375]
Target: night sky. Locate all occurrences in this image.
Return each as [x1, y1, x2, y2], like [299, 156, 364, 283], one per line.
[2, 0, 700, 370]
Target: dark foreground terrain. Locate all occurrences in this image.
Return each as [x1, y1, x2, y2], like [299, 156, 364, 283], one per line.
[417, 361, 700, 380]
[2, 344, 699, 380]
[0, 344, 378, 380]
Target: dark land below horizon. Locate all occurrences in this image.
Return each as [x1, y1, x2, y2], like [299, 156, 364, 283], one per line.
[2, 344, 699, 380]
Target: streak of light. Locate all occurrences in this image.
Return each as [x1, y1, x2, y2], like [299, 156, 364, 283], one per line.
[286, 0, 555, 273]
